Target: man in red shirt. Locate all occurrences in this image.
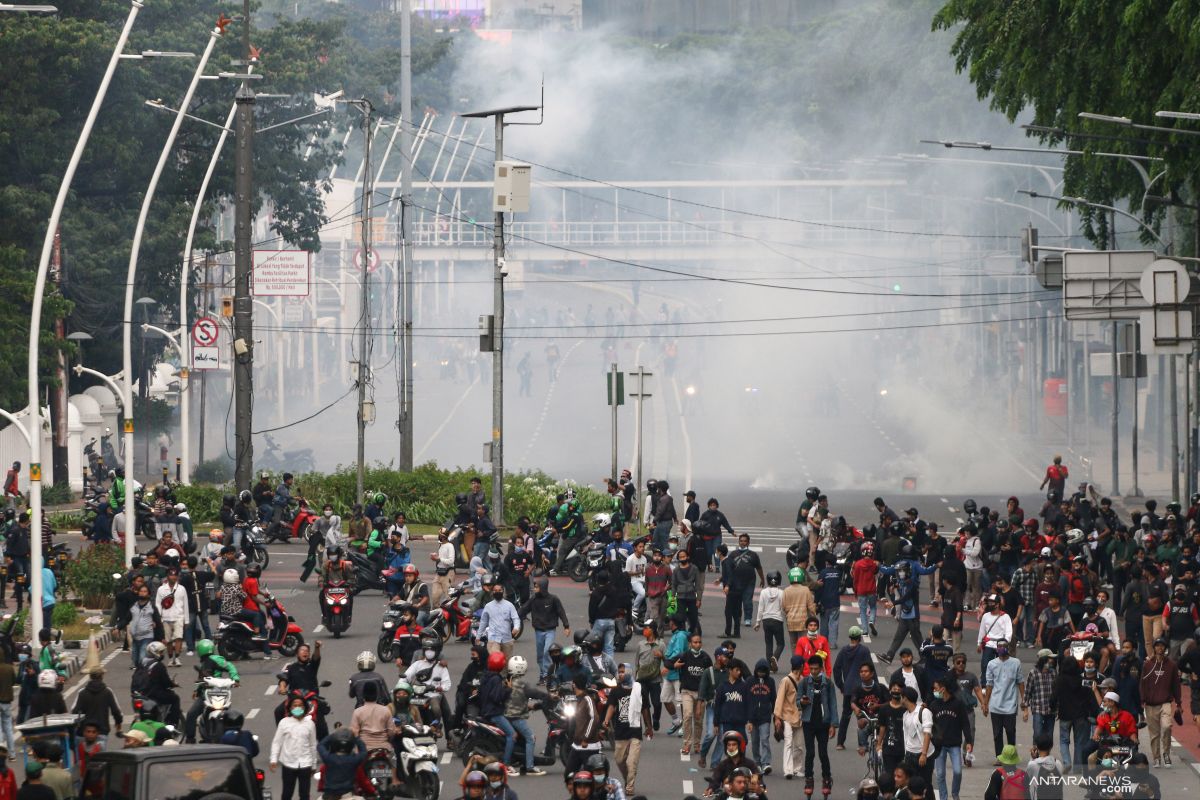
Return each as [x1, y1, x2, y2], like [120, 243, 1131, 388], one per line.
[241, 564, 275, 659]
[851, 545, 880, 638]
[1085, 690, 1138, 765]
[1039, 455, 1068, 497]
[793, 616, 832, 676]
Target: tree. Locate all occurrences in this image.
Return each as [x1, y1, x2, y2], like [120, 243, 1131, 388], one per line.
[932, 0, 1200, 248]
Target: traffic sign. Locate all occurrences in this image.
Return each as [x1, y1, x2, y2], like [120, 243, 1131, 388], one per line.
[192, 316, 219, 346]
[192, 346, 220, 370]
[354, 248, 381, 273]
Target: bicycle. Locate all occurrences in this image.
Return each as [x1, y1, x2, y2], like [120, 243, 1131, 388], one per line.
[857, 713, 882, 784]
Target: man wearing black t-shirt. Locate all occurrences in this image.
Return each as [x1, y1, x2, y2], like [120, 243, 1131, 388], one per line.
[876, 682, 908, 774]
[604, 667, 652, 794]
[850, 662, 889, 757]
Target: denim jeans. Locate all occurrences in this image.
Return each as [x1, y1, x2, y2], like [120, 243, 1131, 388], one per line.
[652, 521, 672, 554]
[1031, 712, 1055, 740]
[1020, 613, 1037, 644]
[935, 745, 963, 800]
[1059, 716, 1091, 766]
[510, 717, 536, 770]
[630, 579, 646, 615]
[698, 704, 717, 766]
[535, 629, 556, 679]
[858, 595, 877, 629]
[591, 618, 616, 661]
[739, 584, 755, 626]
[0, 702, 13, 753]
[132, 637, 152, 668]
[820, 606, 840, 650]
[750, 720, 772, 767]
[491, 714, 518, 765]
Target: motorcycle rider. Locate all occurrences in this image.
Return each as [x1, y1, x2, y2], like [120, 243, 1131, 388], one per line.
[276, 642, 328, 740]
[232, 491, 254, 554]
[242, 564, 275, 659]
[183, 638, 240, 743]
[349, 651, 391, 709]
[394, 565, 432, 625]
[315, 547, 353, 634]
[219, 494, 238, 551]
[551, 499, 586, 576]
[384, 537, 414, 598]
[251, 472, 274, 521]
[554, 645, 591, 690]
[136, 641, 180, 726]
[268, 472, 295, 541]
[453, 645, 489, 731]
[365, 516, 388, 563]
[108, 467, 127, 514]
[390, 603, 425, 668]
[582, 634, 617, 683]
[405, 634, 453, 731]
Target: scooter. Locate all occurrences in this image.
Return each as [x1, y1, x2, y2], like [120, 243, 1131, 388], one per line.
[100, 428, 120, 469]
[440, 583, 475, 642]
[196, 675, 237, 744]
[363, 748, 398, 799]
[216, 595, 304, 659]
[257, 433, 315, 473]
[347, 549, 386, 595]
[285, 498, 318, 543]
[241, 525, 270, 570]
[322, 581, 353, 639]
[84, 438, 103, 485]
[377, 602, 404, 662]
[456, 698, 560, 769]
[393, 723, 441, 800]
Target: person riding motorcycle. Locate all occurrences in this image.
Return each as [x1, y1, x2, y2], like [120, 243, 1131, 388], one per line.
[553, 645, 591, 690]
[241, 563, 274, 659]
[136, 641, 181, 726]
[108, 467, 127, 513]
[390, 603, 425, 667]
[551, 500, 586, 575]
[349, 651, 391, 709]
[390, 679, 423, 729]
[266, 472, 295, 540]
[404, 635, 452, 732]
[317, 547, 354, 630]
[183, 638, 240, 743]
[364, 516, 388, 561]
[232, 490, 254, 553]
[393, 565, 431, 624]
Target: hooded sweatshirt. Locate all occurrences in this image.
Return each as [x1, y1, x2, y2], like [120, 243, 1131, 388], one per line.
[70, 678, 123, 735]
[747, 660, 777, 724]
[713, 674, 750, 727]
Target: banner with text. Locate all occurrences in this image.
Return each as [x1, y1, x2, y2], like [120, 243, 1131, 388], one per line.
[252, 250, 311, 296]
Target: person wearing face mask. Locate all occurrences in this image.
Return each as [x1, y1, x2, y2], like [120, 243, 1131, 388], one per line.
[672, 549, 703, 635]
[269, 695, 319, 800]
[1140, 637, 1181, 767]
[929, 676, 972, 800]
[643, 548, 671, 627]
[977, 595, 1013, 686]
[518, 576, 571, 685]
[1021, 650, 1058, 741]
[794, 617, 831, 678]
[126, 583, 161, 670]
[405, 635, 453, 727]
[798, 653, 837, 795]
[981, 639, 1024, 765]
[477, 583, 522, 659]
[276, 642, 328, 740]
[1052, 654, 1097, 766]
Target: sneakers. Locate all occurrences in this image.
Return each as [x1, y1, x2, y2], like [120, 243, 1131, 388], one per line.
[262, 653, 277, 660]
[525, 768, 546, 776]
[769, 656, 778, 672]
[1162, 755, 1173, 768]
[506, 766, 520, 777]
[869, 623, 878, 637]
[876, 652, 893, 664]
[1153, 758, 1162, 768]
[763, 765, 772, 775]
[667, 720, 682, 736]
[185, 650, 194, 657]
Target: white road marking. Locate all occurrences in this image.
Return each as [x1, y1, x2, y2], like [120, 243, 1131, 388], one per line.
[64, 647, 123, 703]
[683, 780, 694, 795]
[940, 498, 949, 503]
[956, 517, 964, 524]
[775, 547, 790, 554]
[264, 684, 276, 696]
[947, 507, 957, 513]
[680, 751, 690, 762]
[247, 708, 259, 719]
[749, 546, 763, 552]
[440, 751, 452, 765]
[415, 374, 480, 462]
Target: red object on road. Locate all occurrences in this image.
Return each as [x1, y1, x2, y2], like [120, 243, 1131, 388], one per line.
[1043, 377, 1067, 417]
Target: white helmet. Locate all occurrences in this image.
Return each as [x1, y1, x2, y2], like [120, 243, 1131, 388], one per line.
[223, 568, 240, 585]
[507, 655, 528, 677]
[146, 641, 167, 661]
[356, 651, 377, 671]
[174, 503, 187, 513]
[164, 549, 180, 560]
[593, 513, 611, 528]
[1067, 528, 1085, 545]
[37, 669, 57, 689]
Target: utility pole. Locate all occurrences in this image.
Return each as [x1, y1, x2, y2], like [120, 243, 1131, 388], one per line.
[398, 0, 414, 471]
[629, 365, 652, 534]
[1110, 215, 1120, 496]
[607, 363, 623, 480]
[354, 99, 374, 500]
[232, 0, 255, 491]
[460, 102, 540, 526]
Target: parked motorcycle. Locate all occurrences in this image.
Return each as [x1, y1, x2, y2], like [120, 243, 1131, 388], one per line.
[100, 427, 120, 470]
[257, 433, 315, 474]
[323, 581, 353, 639]
[196, 675, 237, 744]
[242, 525, 270, 570]
[393, 723, 441, 800]
[83, 438, 104, 486]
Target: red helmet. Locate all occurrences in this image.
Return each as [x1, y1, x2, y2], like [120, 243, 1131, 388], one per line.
[1023, 518, 1038, 529]
[571, 771, 594, 785]
[861, 542, 875, 557]
[403, 564, 419, 576]
[486, 652, 507, 672]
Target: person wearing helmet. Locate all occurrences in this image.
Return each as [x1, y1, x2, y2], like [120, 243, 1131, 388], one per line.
[478, 580, 522, 659]
[349, 651, 390, 709]
[28, 669, 67, 720]
[457, 767, 488, 800]
[554, 646, 591, 692]
[391, 564, 430, 624]
[182, 639, 240, 743]
[707, 729, 760, 795]
[550, 497, 587, 575]
[240, 563, 275, 660]
[500, 654, 549, 776]
[568, 770, 596, 799]
[265, 472, 295, 541]
[389, 677, 423, 729]
[404, 635, 452, 726]
[477, 651, 519, 774]
[796, 487, 822, 537]
[135, 641, 181, 726]
[582, 633, 617, 682]
[783, 566, 818, 654]
[582, 753, 623, 799]
[875, 551, 936, 666]
[217, 708, 259, 759]
[314, 547, 354, 635]
[364, 492, 388, 525]
[477, 760, 519, 798]
[317, 727, 368, 798]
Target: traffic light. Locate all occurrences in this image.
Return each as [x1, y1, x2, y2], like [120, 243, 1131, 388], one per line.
[221, 296, 233, 317]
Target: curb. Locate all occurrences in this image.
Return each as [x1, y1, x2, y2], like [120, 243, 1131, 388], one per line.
[54, 628, 116, 679]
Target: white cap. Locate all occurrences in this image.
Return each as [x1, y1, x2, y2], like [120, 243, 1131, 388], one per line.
[1103, 691, 1120, 703]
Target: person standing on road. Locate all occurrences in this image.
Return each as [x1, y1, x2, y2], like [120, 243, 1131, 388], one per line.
[676, 631, 711, 757]
[671, 550, 702, 635]
[783, 567, 818, 654]
[747, 659, 776, 773]
[696, 647, 731, 768]
[981, 639, 1024, 764]
[877, 554, 936, 665]
[900, 686, 934, 789]
[430, 529, 456, 607]
[270, 695, 319, 800]
[660, 615, 688, 733]
[722, 534, 765, 638]
[773, 654, 805, 779]
[852, 544, 880, 639]
[604, 663, 651, 794]
[814, 553, 843, 650]
[929, 675, 972, 800]
[1140, 637, 1181, 767]
[963, 525, 984, 610]
[753, 571, 786, 672]
[519, 577, 570, 685]
[633, 621, 665, 732]
[126, 584, 160, 669]
[478, 584, 521, 659]
[651, 481, 677, 554]
[566, 673, 604, 775]
[644, 548, 671, 627]
[70, 666, 122, 748]
[798, 653, 837, 795]
[977, 594, 1013, 686]
[1021, 649, 1057, 742]
[154, 568, 189, 667]
[833, 627, 874, 750]
[940, 577, 965, 653]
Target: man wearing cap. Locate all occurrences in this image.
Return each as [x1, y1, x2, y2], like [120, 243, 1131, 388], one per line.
[1022, 649, 1057, 740]
[977, 594, 1013, 686]
[833, 627, 874, 749]
[122, 728, 151, 748]
[1140, 637, 1181, 767]
[982, 638, 1024, 765]
[18, 759, 53, 800]
[1084, 691, 1137, 765]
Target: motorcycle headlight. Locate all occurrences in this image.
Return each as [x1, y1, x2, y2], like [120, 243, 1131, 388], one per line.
[338, 598, 348, 605]
[383, 621, 394, 629]
[563, 704, 576, 718]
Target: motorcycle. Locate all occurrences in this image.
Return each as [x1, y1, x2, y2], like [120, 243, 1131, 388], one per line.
[322, 581, 353, 639]
[195, 675, 237, 744]
[1061, 629, 1108, 665]
[83, 438, 104, 486]
[1097, 734, 1139, 768]
[439, 582, 475, 642]
[363, 748, 398, 799]
[455, 699, 559, 769]
[377, 602, 405, 662]
[131, 692, 171, 724]
[241, 525, 270, 570]
[548, 532, 592, 582]
[257, 433, 315, 474]
[45, 531, 71, 581]
[216, 594, 304, 659]
[409, 669, 446, 734]
[393, 723, 441, 800]
[785, 539, 809, 570]
[285, 497, 318, 543]
[100, 427, 120, 470]
[347, 549, 386, 595]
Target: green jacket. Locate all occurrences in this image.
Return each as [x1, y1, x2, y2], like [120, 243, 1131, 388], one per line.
[199, 653, 239, 682]
[39, 646, 66, 678]
[109, 477, 126, 511]
[698, 662, 729, 703]
[366, 528, 386, 556]
[1105, 538, 1138, 569]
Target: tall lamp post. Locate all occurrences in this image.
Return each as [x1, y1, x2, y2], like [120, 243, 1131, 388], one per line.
[121, 21, 223, 562]
[25, 0, 159, 638]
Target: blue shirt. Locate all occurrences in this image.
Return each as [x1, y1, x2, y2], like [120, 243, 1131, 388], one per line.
[41, 567, 56, 607]
[816, 566, 841, 608]
[985, 656, 1024, 714]
[478, 598, 522, 643]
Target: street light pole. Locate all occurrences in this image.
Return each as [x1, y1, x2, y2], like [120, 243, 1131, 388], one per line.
[232, 1, 256, 492]
[121, 22, 222, 566]
[398, 0, 415, 472]
[26, 0, 143, 636]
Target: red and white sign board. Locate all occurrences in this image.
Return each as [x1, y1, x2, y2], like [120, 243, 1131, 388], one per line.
[252, 250, 311, 296]
[354, 248, 381, 273]
[191, 316, 220, 346]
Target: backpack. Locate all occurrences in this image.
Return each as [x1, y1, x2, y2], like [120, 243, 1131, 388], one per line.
[996, 766, 1029, 800]
[130, 663, 152, 696]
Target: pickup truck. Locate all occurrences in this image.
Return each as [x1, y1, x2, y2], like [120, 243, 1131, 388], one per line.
[81, 744, 271, 800]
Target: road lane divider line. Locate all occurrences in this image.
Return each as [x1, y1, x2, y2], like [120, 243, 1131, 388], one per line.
[247, 708, 259, 719]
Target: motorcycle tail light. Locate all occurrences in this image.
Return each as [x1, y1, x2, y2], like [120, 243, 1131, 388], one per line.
[133, 700, 143, 711]
[255, 769, 265, 785]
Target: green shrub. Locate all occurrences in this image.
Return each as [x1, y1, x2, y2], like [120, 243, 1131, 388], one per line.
[192, 456, 234, 484]
[48, 512, 84, 531]
[51, 602, 77, 628]
[63, 543, 124, 609]
[174, 484, 225, 524]
[42, 482, 74, 505]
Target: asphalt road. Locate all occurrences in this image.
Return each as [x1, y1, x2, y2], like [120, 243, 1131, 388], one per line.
[52, 503, 1200, 800]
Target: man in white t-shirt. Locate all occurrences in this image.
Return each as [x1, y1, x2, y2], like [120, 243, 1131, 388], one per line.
[625, 539, 648, 617]
[900, 685, 933, 786]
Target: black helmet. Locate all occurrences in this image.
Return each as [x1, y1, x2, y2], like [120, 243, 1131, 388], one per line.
[889, 520, 907, 537]
[962, 498, 977, 514]
[246, 564, 262, 578]
[805, 486, 820, 501]
[328, 727, 355, 754]
[584, 633, 603, 651]
[1192, 493, 1200, 505]
[418, 634, 441, 653]
[454, 493, 468, 505]
[373, 516, 388, 529]
[899, 543, 915, 558]
[224, 709, 245, 729]
[721, 730, 747, 756]
[584, 753, 609, 775]
[238, 490, 251, 504]
[548, 643, 563, 659]
[222, 494, 235, 507]
[573, 630, 589, 647]
[1082, 596, 1098, 611]
[1167, 501, 1183, 516]
[766, 570, 782, 587]
[3, 509, 12, 521]
[115, 466, 125, 479]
